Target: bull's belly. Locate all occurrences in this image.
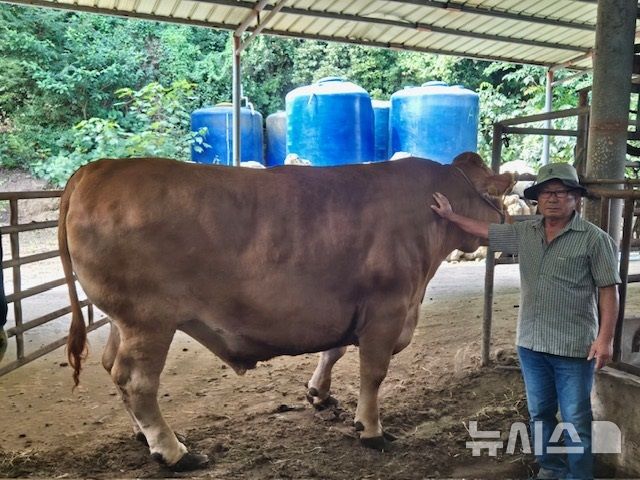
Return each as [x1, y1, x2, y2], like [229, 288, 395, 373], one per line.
[178, 310, 357, 373]
[78, 269, 360, 371]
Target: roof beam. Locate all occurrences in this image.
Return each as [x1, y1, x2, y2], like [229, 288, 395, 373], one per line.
[234, 0, 270, 36]
[196, 0, 589, 53]
[260, 27, 589, 71]
[384, 0, 596, 31]
[0, 0, 238, 30]
[240, 0, 289, 50]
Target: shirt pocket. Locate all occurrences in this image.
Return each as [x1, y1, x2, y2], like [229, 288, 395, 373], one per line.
[550, 253, 589, 287]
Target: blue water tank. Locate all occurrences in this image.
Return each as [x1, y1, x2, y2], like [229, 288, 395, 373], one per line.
[265, 111, 287, 166]
[286, 77, 374, 166]
[390, 81, 479, 164]
[191, 103, 264, 165]
[372, 100, 390, 162]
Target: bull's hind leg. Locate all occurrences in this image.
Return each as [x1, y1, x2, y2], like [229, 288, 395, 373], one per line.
[102, 322, 145, 441]
[306, 346, 347, 409]
[110, 325, 208, 471]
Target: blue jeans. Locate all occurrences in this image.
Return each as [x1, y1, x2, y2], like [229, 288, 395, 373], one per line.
[517, 346, 595, 480]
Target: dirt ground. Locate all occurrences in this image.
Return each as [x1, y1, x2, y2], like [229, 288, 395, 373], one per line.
[0, 168, 638, 479]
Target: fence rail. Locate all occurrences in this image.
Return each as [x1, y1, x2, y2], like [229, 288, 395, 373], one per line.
[0, 190, 108, 376]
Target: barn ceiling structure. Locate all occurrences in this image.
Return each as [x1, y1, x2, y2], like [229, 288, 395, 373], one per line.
[0, 0, 622, 71]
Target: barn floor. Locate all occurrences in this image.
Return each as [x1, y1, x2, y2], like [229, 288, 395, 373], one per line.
[1, 259, 638, 479]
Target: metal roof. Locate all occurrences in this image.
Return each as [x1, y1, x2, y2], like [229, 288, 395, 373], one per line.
[0, 0, 638, 71]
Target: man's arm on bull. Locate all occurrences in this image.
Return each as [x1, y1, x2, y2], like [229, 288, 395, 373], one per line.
[430, 192, 490, 239]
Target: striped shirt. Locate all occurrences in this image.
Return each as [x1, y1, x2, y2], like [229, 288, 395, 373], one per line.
[489, 213, 620, 358]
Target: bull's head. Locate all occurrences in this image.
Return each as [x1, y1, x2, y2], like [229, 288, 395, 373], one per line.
[451, 152, 515, 252]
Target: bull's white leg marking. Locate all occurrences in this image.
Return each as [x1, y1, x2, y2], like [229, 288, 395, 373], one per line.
[110, 328, 188, 466]
[307, 346, 347, 405]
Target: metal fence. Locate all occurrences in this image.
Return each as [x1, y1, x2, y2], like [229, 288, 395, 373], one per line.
[0, 190, 107, 376]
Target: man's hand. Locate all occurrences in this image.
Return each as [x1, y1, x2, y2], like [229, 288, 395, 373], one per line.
[588, 335, 614, 369]
[431, 192, 454, 220]
[430, 191, 490, 239]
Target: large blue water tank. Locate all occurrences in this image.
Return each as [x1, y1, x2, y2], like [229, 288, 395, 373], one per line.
[191, 103, 264, 165]
[390, 81, 479, 164]
[372, 100, 390, 162]
[286, 77, 374, 166]
[265, 111, 287, 167]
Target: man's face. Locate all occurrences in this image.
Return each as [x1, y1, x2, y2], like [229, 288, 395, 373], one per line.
[536, 180, 578, 221]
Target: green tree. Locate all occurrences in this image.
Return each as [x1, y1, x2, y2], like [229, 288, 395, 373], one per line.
[31, 81, 200, 186]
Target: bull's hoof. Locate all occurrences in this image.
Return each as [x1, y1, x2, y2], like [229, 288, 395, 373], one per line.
[306, 387, 338, 410]
[354, 422, 397, 442]
[172, 452, 210, 472]
[360, 436, 389, 451]
[151, 451, 210, 472]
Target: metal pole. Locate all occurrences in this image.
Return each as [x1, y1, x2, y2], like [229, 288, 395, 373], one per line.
[482, 250, 495, 367]
[584, 0, 636, 242]
[232, 34, 242, 167]
[575, 88, 590, 176]
[613, 197, 634, 362]
[491, 123, 503, 173]
[482, 123, 504, 366]
[542, 69, 553, 164]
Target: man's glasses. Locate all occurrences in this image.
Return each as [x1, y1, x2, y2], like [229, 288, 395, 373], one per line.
[538, 189, 573, 200]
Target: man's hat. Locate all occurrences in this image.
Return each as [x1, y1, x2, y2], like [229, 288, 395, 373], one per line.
[523, 162, 587, 200]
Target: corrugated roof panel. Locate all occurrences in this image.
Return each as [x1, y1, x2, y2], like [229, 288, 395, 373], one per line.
[173, 1, 193, 19]
[378, 26, 416, 46]
[71, 0, 92, 7]
[152, 0, 176, 17]
[188, 3, 213, 21]
[288, 14, 323, 36]
[135, 0, 158, 15]
[269, 12, 299, 32]
[95, 0, 115, 9]
[2, 0, 635, 71]
[116, 0, 135, 12]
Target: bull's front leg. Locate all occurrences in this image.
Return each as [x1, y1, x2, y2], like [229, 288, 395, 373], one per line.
[306, 346, 347, 409]
[354, 306, 404, 451]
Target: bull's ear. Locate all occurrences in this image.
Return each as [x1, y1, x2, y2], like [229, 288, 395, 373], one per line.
[452, 151, 484, 168]
[483, 172, 515, 196]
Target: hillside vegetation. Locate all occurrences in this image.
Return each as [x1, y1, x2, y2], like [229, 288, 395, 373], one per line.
[0, 4, 589, 185]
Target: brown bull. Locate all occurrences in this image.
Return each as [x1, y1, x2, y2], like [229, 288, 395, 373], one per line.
[59, 152, 512, 471]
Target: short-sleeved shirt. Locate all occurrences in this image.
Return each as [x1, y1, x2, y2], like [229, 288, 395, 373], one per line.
[489, 212, 620, 358]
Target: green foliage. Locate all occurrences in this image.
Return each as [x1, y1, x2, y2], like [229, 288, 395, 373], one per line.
[0, 3, 594, 181]
[31, 81, 200, 186]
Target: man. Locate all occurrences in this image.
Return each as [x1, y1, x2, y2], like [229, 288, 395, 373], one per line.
[431, 162, 620, 479]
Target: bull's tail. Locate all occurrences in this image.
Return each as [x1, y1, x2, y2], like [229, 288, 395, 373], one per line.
[58, 172, 87, 387]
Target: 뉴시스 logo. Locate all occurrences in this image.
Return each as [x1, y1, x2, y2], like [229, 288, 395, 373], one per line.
[465, 420, 622, 456]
